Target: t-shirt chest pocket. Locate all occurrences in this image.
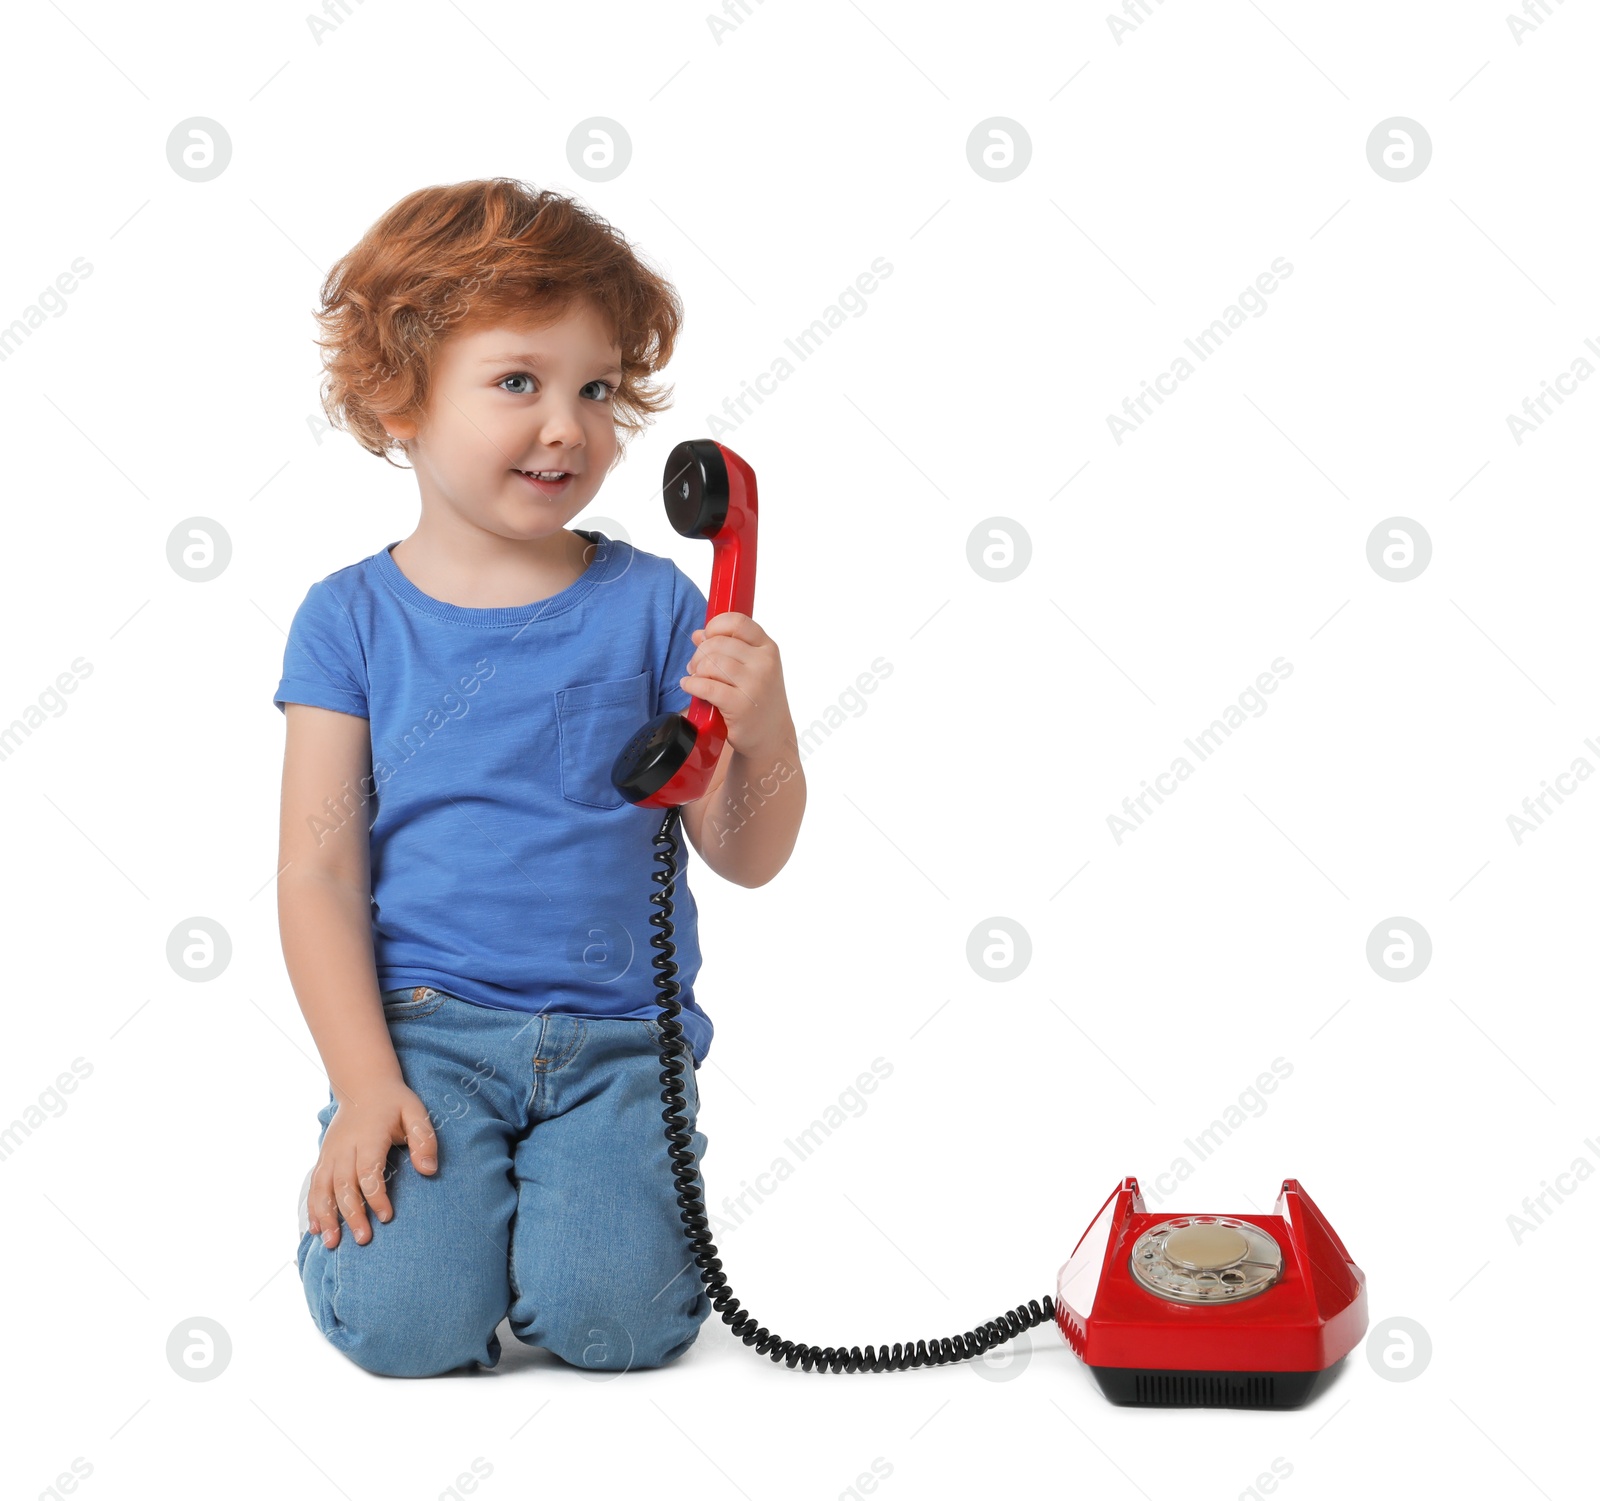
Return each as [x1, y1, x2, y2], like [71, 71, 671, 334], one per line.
[554, 669, 652, 809]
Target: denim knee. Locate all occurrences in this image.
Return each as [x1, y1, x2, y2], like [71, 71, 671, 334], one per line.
[537, 1287, 711, 1373]
[298, 1228, 505, 1378]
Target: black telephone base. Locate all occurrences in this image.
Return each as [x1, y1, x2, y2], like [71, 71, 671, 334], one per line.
[1089, 1362, 1341, 1410]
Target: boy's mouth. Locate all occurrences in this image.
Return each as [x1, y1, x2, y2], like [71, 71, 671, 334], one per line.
[514, 469, 574, 496]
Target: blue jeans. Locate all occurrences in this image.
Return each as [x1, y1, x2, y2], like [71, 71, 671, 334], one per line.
[296, 987, 712, 1378]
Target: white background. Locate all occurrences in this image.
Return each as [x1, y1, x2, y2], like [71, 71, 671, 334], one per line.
[1, 1, 1594, 1498]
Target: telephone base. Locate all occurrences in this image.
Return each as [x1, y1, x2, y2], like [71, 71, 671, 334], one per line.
[1057, 1177, 1366, 1408]
[1088, 1362, 1339, 1410]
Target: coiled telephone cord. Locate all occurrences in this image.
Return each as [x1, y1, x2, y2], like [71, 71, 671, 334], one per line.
[645, 805, 1057, 1374]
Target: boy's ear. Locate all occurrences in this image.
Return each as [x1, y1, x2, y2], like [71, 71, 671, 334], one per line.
[382, 416, 418, 442]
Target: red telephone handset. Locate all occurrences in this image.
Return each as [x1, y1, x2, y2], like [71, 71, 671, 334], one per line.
[610, 438, 758, 808]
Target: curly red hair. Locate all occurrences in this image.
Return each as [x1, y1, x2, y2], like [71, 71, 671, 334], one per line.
[313, 178, 683, 469]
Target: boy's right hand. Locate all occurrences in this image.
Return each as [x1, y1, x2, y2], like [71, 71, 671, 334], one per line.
[307, 1078, 438, 1249]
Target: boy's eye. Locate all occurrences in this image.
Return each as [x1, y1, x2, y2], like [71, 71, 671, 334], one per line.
[498, 373, 617, 401]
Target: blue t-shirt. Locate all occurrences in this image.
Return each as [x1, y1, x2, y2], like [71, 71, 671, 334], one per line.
[273, 528, 714, 1066]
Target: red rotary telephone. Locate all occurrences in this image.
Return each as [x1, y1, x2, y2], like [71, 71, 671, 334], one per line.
[608, 439, 1368, 1404]
[1055, 1176, 1367, 1407]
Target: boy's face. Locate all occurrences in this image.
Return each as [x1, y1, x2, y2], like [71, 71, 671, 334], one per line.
[382, 300, 622, 545]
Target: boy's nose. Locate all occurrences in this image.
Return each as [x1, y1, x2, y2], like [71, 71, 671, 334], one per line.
[533, 405, 585, 446]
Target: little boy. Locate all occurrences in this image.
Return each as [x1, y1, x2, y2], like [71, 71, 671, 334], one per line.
[275, 178, 806, 1378]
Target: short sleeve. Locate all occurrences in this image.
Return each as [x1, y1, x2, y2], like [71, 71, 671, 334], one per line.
[656, 562, 709, 717]
[274, 580, 369, 718]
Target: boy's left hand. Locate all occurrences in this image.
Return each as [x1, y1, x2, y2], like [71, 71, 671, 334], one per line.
[680, 613, 794, 759]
